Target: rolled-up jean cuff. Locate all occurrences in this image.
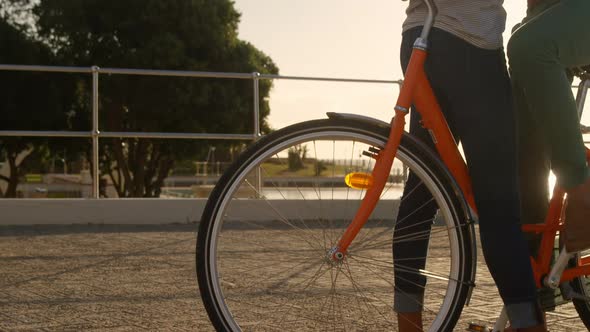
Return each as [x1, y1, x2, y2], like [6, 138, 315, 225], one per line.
[505, 301, 543, 328]
[393, 291, 424, 313]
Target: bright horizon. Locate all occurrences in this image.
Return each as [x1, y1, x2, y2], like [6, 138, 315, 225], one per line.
[233, 1, 590, 131]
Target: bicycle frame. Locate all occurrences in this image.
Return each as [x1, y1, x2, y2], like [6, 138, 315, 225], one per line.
[332, 0, 590, 294]
[523, 161, 590, 289]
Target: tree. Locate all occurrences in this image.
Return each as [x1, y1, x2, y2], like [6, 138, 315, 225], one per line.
[288, 145, 307, 172]
[32, 0, 279, 197]
[0, 0, 36, 34]
[0, 15, 65, 197]
[314, 160, 327, 176]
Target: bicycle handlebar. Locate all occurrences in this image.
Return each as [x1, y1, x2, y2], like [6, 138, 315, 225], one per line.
[402, 0, 438, 44]
[420, 0, 438, 41]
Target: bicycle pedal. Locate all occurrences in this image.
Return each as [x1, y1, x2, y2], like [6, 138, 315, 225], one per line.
[466, 322, 493, 332]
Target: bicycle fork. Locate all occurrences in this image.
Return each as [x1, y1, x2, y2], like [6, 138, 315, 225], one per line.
[328, 42, 477, 263]
[326, 38, 431, 263]
[328, 109, 407, 262]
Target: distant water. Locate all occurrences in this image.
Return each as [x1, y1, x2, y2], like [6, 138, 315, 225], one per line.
[161, 185, 405, 200]
[261, 185, 404, 200]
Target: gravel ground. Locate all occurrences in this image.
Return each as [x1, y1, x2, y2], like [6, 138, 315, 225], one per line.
[0, 224, 587, 331]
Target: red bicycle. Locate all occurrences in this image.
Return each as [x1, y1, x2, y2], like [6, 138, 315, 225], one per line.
[196, 1, 590, 330]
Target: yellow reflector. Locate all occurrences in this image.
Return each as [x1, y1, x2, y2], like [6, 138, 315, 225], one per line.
[344, 172, 374, 189]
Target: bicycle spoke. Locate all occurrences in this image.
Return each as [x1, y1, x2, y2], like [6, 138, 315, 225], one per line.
[341, 259, 397, 327]
[353, 217, 436, 252]
[248, 260, 332, 329]
[235, 179, 327, 249]
[347, 254, 447, 316]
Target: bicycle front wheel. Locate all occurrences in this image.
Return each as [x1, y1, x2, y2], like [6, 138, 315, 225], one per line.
[197, 117, 475, 331]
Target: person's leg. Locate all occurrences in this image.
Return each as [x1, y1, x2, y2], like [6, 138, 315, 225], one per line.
[395, 26, 544, 329]
[393, 27, 438, 330]
[515, 79, 551, 235]
[514, 79, 560, 311]
[508, 0, 590, 252]
[424, 30, 543, 328]
[393, 106, 439, 331]
[508, 0, 590, 189]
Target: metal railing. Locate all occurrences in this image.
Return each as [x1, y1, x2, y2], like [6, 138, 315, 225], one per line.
[0, 64, 403, 198]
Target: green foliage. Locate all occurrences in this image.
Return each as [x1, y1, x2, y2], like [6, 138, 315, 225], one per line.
[23, 0, 279, 197]
[287, 145, 307, 172]
[0, 0, 36, 35]
[314, 160, 327, 176]
[0, 15, 69, 197]
[171, 159, 197, 176]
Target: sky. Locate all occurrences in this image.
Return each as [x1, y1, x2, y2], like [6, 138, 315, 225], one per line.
[232, 0, 531, 130]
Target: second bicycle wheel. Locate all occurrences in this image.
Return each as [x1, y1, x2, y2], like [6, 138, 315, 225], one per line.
[568, 249, 590, 329]
[197, 116, 475, 331]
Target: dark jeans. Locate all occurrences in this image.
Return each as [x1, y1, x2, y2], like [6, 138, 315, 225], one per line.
[392, 27, 541, 328]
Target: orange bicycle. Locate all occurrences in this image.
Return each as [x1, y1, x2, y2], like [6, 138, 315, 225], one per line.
[196, 1, 590, 331]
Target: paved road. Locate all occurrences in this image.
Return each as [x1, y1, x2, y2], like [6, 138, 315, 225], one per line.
[0, 224, 587, 331]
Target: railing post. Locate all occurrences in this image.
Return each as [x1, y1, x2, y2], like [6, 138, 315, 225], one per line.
[252, 72, 261, 138]
[92, 66, 100, 199]
[252, 72, 262, 197]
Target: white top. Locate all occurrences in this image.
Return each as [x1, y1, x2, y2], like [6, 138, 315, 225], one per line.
[403, 0, 507, 50]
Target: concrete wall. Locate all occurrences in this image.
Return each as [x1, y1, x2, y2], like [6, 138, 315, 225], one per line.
[0, 199, 205, 225]
[0, 199, 398, 225]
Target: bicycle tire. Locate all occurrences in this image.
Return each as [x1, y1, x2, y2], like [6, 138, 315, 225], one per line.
[196, 117, 475, 331]
[568, 250, 590, 329]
